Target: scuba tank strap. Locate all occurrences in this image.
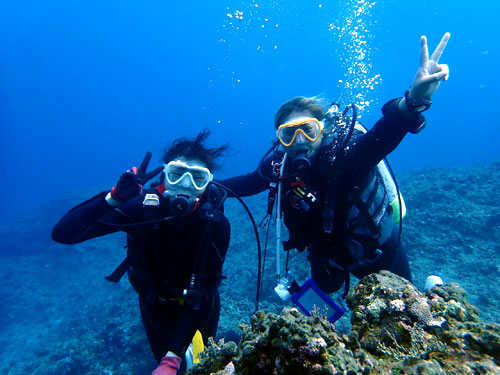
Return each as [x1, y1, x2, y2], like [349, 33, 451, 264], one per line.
[106, 226, 145, 283]
[363, 175, 381, 210]
[105, 252, 131, 283]
[104, 189, 168, 283]
[321, 102, 359, 234]
[186, 184, 227, 309]
[352, 186, 381, 238]
[323, 172, 342, 233]
[187, 220, 216, 309]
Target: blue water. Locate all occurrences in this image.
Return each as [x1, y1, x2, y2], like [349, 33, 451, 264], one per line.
[0, 0, 498, 224]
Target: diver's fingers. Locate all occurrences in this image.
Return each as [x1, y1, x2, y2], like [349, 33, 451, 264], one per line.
[139, 166, 164, 185]
[430, 32, 450, 63]
[421, 63, 449, 84]
[425, 70, 448, 84]
[427, 62, 449, 82]
[419, 35, 429, 67]
[138, 151, 152, 177]
[126, 167, 138, 175]
[439, 63, 450, 81]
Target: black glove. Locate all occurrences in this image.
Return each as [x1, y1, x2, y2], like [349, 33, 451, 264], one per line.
[106, 152, 163, 207]
[110, 167, 142, 204]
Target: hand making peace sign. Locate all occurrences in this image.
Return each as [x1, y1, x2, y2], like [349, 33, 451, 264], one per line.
[408, 32, 451, 101]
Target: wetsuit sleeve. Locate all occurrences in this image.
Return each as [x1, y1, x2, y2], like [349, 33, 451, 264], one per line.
[217, 151, 276, 197]
[345, 98, 426, 177]
[217, 169, 269, 197]
[51, 192, 137, 244]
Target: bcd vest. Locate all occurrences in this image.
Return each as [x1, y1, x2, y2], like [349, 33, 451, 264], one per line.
[275, 122, 406, 265]
[107, 184, 227, 308]
[323, 123, 406, 268]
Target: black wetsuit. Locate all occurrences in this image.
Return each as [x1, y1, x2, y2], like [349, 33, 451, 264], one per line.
[220, 99, 420, 293]
[51, 184, 230, 364]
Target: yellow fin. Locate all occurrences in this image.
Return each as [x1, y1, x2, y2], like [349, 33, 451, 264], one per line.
[192, 330, 204, 364]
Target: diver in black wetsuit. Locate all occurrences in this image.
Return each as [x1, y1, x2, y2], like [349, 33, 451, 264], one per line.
[220, 33, 451, 295]
[52, 130, 230, 375]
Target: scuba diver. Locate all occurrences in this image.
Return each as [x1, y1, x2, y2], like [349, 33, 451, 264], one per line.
[52, 130, 230, 375]
[219, 33, 451, 298]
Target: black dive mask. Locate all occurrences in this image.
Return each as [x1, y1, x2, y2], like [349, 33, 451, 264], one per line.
[292, 150, 311, 172]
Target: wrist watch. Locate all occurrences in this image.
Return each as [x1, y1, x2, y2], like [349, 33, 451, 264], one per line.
[404, 89, 432, 113]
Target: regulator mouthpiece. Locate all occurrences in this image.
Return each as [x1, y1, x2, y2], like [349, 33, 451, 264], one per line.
[292, 150, 311, 172]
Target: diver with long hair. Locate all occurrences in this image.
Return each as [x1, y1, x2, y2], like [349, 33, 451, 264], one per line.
[52, 129, 230, 375]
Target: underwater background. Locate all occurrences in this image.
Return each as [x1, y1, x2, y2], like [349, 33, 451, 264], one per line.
[1, 0, 499, 374]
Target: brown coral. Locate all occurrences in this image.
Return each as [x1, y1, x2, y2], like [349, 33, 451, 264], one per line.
[189, 271, 500, 375]
[408, 297, 445, 327]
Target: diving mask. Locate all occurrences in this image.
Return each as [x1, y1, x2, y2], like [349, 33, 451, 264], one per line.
[164, 160, 213, 191]
[277, 118, 323, 147]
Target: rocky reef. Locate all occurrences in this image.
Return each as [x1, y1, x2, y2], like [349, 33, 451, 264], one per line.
[189, 271, 499, 374]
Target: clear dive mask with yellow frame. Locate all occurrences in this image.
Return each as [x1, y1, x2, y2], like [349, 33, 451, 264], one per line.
[277, 117, 323, 147]
[164, 160, 213, 191]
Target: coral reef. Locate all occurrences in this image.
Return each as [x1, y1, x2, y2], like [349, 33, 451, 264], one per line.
[190, 271, 499, 374]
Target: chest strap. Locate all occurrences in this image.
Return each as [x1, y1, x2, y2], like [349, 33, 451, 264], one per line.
[105, 255, 131, 283]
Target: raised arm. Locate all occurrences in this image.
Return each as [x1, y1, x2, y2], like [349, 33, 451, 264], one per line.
[348, 32, 451, 175]
[52, 167, 144, 244]
[400, 32, 450, 113]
